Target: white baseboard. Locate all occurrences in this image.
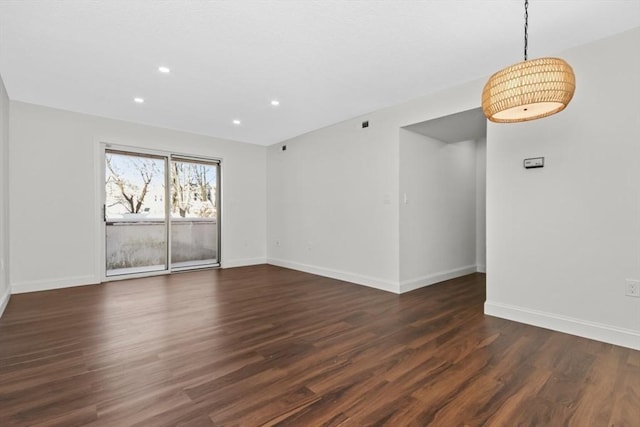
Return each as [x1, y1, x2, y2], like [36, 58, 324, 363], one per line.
[0, 286, 10, 317]
[476, 264, 486, 273]
[11, 275, 100, 294]
[222, 257, 267, 269]
[267, 258, 399, 294]
[399, 264, 478, 293]
[485, 301, 640, 351]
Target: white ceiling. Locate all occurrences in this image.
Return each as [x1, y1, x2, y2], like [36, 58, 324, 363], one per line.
[1, 1, 638, 146]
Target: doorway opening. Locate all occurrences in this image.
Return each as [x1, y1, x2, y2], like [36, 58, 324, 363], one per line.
[399, 107, 486, 291]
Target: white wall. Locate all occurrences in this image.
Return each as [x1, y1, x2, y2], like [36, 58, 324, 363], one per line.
[476, 137, 486, 272]
[399, 130, 478, 292]
[267, 79, 484, 292]
[485, 28, 640, 349]
[0, 73, 10, 315]
[9, 102, 267, 293]
[267, 117, 401, 292]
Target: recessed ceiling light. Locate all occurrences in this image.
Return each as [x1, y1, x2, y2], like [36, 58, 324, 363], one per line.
[232, 119, 241, 125]
[134, 97, 144, 103]
[271, 100, 280, 106]
[158, 66, 170, 74]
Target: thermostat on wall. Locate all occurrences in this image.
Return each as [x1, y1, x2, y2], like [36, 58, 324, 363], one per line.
[524, 157, 544, 169]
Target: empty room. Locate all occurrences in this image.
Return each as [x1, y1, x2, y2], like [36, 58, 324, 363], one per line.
[0, 1, 638, 426]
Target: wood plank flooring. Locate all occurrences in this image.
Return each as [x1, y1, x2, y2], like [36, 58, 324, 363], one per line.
[0, 265, 638, 426]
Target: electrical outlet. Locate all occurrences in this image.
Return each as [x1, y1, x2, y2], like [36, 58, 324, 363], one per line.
[626, 279, 640, 297]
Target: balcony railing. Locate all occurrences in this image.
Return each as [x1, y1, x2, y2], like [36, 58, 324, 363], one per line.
[106, 218, 218, 275]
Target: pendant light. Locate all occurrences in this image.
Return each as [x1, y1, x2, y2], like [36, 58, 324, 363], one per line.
[482, 0, 575, 123]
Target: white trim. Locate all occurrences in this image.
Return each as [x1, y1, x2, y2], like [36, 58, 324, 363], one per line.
[267, 258, 399, 294]
[100, 141, 223, 165]
[222, 257, 267, 269]
[11, 275, 99, 294]
[0, 287, 10, 317]
[399, 264, 478, 293]
[476, 264, 486, 273]
[95, 140, 105, 283]
[485, 301, 640, 351]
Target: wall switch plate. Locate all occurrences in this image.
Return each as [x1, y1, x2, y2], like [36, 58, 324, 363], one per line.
[524, 157, 544, 169]
[625, 279, 640, 297]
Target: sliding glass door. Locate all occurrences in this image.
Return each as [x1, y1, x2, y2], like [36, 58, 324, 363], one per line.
[104, 147, 220, 278]
[170, 157, 219, 270]
[105, 150, 168, 276]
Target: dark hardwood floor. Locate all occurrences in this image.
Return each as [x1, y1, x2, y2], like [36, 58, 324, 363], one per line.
[0, 265, 638, 426]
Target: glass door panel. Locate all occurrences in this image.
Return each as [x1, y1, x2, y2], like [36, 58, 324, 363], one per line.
[105, 150, 168, 276]
[170, 158, 219, 269]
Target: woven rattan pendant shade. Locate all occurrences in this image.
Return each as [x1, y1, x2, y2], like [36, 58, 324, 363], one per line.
[482, 57, 575, 123]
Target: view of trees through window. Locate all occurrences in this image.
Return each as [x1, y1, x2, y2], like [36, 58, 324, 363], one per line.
[105, 153, 217, 219]
[106, 152, 165, 218]
[170, 160, 216, 218]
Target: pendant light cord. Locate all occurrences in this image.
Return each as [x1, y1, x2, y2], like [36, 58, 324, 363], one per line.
[524, 0, 529, 61]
